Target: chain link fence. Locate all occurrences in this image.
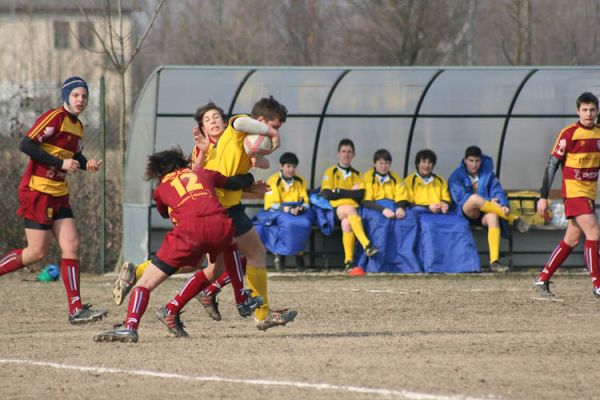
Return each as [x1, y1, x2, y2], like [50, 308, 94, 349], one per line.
[0, 80, 121, 273]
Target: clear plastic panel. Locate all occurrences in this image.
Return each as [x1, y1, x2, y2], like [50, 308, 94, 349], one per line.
[500, 117, 572, 193]
[421, 69, 532, 115]
[514, 69, 600, 115]
[124, 73, 157, 204]
[409, 118, 505, 179]
[155, 117, 197, 153]
[247, 117, 320, 185]
[157, 67, 251, 115]
[232, 69, 345, 115]
[328, 69, 438, 114]
[314, 118, 412, 186]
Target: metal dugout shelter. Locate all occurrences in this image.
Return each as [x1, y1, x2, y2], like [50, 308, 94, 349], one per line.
[124, 66, 600, 268]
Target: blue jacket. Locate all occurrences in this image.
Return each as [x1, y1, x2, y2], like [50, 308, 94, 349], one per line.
[448, 154, 508, 212]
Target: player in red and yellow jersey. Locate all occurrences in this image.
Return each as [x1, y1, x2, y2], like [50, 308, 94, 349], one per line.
[320, 139, 379, 274]
[0, 77, 106, 324]
[94, 146, 260, 342]
[534, 92, 600, 298]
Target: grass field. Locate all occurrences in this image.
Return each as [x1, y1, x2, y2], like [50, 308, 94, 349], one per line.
[1, 269, 599, 400]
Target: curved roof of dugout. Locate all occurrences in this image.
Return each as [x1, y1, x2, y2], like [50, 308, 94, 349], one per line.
[124, 66, 600, 263]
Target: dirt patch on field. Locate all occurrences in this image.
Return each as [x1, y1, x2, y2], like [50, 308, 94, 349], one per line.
[0, 270, 598, 399]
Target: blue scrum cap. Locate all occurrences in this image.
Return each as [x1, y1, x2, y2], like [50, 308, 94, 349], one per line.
[61, 77, 88, 104]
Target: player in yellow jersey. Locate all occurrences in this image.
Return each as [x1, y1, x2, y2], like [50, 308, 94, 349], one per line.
[356, 149, 416, 274]
[404, 149, 451, 214]
[262, 152, 310, 272]
[320, 139, 378, 274]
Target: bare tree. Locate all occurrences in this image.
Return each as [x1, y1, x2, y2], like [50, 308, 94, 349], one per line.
[73, 0, 165, 170]
[498, 0, 533, 65]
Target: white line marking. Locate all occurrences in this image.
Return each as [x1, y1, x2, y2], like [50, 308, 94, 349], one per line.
[0, 358, 495, 400]
[530, 297, 564, 302]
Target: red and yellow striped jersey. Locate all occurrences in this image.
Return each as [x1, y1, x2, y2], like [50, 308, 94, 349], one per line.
[551, 122, 600, 200]
[19, 107, 83, 197]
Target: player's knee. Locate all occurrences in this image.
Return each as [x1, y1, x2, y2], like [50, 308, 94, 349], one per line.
[27, 248, 48, 263]
[60, 237, 79, 255]
[341, 219, 351, 232]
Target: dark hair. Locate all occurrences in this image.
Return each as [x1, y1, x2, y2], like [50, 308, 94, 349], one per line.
[577, 92, 599, 109]
[373, 149, 392, 163]
[464, 145, 482, 159]
[145, 147, 189, 181]
[338, 138, 355, 152]
[251, 96, 288, 122]
[194, 102, 227, 134]
[415, 149, 437, 168]
[279, 152, 299, 166]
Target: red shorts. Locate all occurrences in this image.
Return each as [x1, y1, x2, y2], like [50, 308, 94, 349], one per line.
[17, 187, 72, 226]
[155, 214, 234, 271]
[564, 197, 595, 218]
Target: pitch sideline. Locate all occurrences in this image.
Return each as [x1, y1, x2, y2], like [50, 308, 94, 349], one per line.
[0, 358, 495, 400]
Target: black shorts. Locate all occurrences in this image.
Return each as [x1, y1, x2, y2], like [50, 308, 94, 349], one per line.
[24, 207, 74, 230]
[151, 254, 179, 276]
[227, 204, 254, 237]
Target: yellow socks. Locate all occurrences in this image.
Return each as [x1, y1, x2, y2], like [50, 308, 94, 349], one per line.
[246, 265, 269, 321]
[481, 201, 518, 224]
[488, 227, 501, 264]
[135, 259, 152, 281]
[347, 214, 370, 248]
[342, 231, 356, 263]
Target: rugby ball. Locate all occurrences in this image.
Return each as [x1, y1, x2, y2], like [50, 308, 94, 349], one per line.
[243, 134, 272, 157]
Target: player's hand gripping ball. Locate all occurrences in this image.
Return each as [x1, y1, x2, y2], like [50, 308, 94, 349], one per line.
[243, 134, 273, 157]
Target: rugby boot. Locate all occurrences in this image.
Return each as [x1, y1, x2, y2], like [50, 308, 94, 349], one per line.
[113, 262, 136, 306]
[256, 309, 298, 331]
[69, 304, 107, 325]
[93, 327, 138, 343]
[533, 278, 555, 298]
[196, 290, 222, 321]
[156, 306, 189, 337]
[236, 289, 264, 318]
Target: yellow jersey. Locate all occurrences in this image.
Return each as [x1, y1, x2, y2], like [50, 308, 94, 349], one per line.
[203, 115, 253, 208]
[264, 171, 309, 210]
[320, 164, 362, 208]
[404, 173, 451, 206]
[362, 168, 408, 203]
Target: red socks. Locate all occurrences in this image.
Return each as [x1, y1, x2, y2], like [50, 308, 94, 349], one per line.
[539, 241, 573, 282]
[223, 244, 247, 304]
[0, 249, 24, 276]
[124, 286, 150, 331]
[165, 270, 210, 315]
[585, 240, 600, 288]
[61, 258, 83, 315]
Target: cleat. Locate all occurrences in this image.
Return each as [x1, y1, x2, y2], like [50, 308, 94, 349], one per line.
[274, 255, 284, 272]
[69, 304, 107, 325]
[237, 289, 263, 318]
[364, 242, 379, 257]
[490, 261, 509, 273]
[514, 217, 530, 233]
[344, 261, 353, 272]
[295, 254, 306, 272]
[113, 262, 136, 306]
[156, 306, 189, 337]
[533, 278, 555, 298]
[93, 327, 138, 343]
[593, 287, 600, 298]
[348, 266, 366, 276]
[196, 290, 222, 321]
[256, 309, 297, 331]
